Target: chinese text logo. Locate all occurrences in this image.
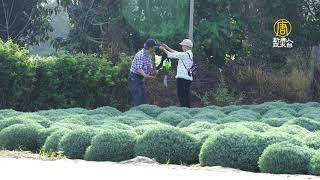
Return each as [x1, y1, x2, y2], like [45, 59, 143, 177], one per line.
[272, 19, 294, 48]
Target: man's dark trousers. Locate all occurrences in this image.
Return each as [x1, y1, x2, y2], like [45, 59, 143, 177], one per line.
[177, 78, 192, 108]
[128, 72, 145, 106]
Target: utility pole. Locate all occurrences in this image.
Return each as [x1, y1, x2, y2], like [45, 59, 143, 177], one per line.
[188, 0, 194, 41]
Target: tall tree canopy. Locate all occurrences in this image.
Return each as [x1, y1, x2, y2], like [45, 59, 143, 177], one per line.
[194, 0, 320, 67]
[0, 0, 56, 45]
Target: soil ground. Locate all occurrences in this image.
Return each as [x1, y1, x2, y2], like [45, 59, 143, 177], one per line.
[0, 151, 318, 180]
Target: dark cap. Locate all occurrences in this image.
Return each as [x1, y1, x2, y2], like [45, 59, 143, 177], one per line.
[144, 38, 157, 49]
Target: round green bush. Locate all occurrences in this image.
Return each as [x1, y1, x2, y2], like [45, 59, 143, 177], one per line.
[221, 105, 243, 114]
[130, 104, 162, 117]
[213, 122, 250, 132]
[43, 128, 70, 152]
[193, 110, 226, 122]
[16, 113, 51, 128]
[167, 110, 191, 119]
[263, 101, 288, 107]
[260, 117, 288, 127]
[0, 118, 33, 131]
[218, 112, 260, 124]
[284, 117, 320, 132]
[89, 114, 109, 122]
[273, 107, 298, 116]
[309, 151, 320, 176]
[156, 111, 186, 126]
[193, 129, 216, 144]
[0, 124, 43, 152]
[286, 103, 308, 112]
[178, 118, 219, 128]
[103, 116, 139, 126]
[59, 128, 99, 159]
[87, 106, 121, 117]
[133, 124, 172, 135]
[177, 119, 198, 128]
[187, 108, 202, 116]
[262, 109, 295, 119]
[237, 122, 272, 132]
[50, 122, 87, 130]
[37, 109, 73, 121]
[301, 112, 320, 121]
[38, 126, 62, 147]
[261, 131, 302, 145]
[0, 109, 22, 118]
[303, 132, 320, 150]
[203, 105, 222, 110]
[228, 109, 261, 120]
[123, 110, 152, 120]
[277, 125, 310, 138]
[162, 106, 191, 113]
[63, 107, 89, 114]
[250, 104, 277, 115]
[181, 122, 217, 135]
[129, 120, 162, 127]
[299, 107, 320, 116]
[305, 102, 320, 107]
[135, 127, 200, 164]
[84, 129, 137, 162]
[99, 122, 134, 131]
[57, 115, 91, 126]
[199, 128, 268, 171]
[258, 143, 313, 174]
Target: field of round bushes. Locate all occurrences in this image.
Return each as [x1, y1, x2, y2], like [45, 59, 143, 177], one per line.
[1, 101, 320, 175]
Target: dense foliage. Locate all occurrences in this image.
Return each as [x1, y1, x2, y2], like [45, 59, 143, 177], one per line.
[199, 128, 268, 171]
[258, 143, 313, 174]
[135, 127, 200, 164]
[84, 129, 137, 162]
[0, 0, 55, 45]
[0, 40, 131, 111]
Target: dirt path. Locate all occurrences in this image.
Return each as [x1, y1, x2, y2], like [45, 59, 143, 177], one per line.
[0, 156, 318, 180]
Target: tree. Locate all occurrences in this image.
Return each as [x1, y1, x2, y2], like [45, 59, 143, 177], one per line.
[56, 0, 140, 61]
[194, 0, 320, 67]
[121, 0, 189, 41]
[0, 0, 56, 46]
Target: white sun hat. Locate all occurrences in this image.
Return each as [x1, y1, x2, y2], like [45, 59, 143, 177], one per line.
[179, 39, 193, 48]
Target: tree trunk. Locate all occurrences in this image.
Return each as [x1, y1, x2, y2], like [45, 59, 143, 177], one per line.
[188, 0, 194, 41]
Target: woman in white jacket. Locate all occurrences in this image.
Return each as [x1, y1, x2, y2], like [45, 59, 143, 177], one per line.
[160, 39, 194, 108]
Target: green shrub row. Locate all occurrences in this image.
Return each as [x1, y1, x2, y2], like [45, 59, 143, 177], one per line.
[1, 102, 320, 176]
[0, 40, 131, 111]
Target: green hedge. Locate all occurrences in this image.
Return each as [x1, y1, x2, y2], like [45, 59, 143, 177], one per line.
[135, 127, 200, 164]
[258, 143, 313, 174]
[84, 130, 137, 162]
[0, 40, 131, 111]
